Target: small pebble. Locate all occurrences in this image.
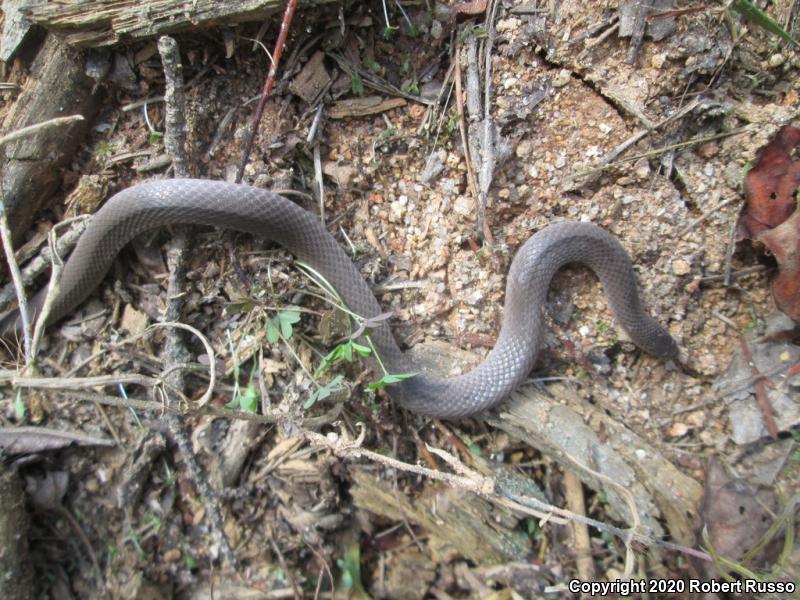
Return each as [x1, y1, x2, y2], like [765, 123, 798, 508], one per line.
[668, 422, 689, 438]
[768, 53, 785, 68]
[672, 259, 691, 276]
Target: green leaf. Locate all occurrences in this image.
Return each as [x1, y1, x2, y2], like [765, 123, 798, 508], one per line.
[278, 310, 301, 338]
[239, 384, 260, 413]
[265, 319, 280, 344]
[732, 0, 800, 48]
[382, 25, 398, 40]
[337, 542, 372, 599]
[304, 374, 344, 410]
[467, 442, 482, 457]
[351, 341, 371, 357]
[316, 340, 373, 375]
[14, 388, 25, 419]
[367, 371, 418, 391]
[265, 309, 301, 343]
[401, 80, 420, 96]
[149, 131, 163, 145]
[351, 72, 364, 96]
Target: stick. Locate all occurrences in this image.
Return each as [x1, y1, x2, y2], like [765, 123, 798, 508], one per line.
[236, 0, 299, 183]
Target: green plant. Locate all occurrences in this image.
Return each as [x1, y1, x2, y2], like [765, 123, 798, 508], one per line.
[227, 380, 260, 413]
[225, 329, 262, 413]
[458, 24, 487, 45]
[351, 72, 364, 96]
[338, 542, 372, 599]
[731, 0, 800, 48]
[295, 262, 417, 393]
[265, 309, 302, 343]
[14, 388, 24, 419]
[445, 111, 461, 136]
[304, 374, 345, 409]
[317, 339, 372, 375]
[94, 140, 114, 158]
[401, 80, 420, 95]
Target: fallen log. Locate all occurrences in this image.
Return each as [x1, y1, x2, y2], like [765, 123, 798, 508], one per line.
[1, 34, 98, 243]
[24, 0, 340, 47]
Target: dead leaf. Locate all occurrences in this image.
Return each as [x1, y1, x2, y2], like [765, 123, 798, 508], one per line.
[739, 126, 800, 320]
[0, 426, 115, 455]
[758, 210, 800, 320]
[454, 0, 488, 17]
[120, 304, 148, 334]
[740, 126, 800, 237]
[289, 50, 330, 104]
[328, 96, 406, 119]
[696, 460, 781, 576]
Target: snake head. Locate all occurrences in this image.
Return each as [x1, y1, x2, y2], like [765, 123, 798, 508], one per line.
[646, 322, 680, 361]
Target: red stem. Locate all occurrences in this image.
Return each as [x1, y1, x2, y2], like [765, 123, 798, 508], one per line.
[236, 0, 299, 183]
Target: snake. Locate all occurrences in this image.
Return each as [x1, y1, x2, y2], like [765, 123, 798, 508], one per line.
[1, 179, 678, 417]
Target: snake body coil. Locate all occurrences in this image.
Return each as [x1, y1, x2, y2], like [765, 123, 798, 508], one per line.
[3, 179, 678, 417]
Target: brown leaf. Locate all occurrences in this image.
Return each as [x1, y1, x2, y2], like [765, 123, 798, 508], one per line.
[697, 460, 781, 575]
[739, 126, 800, 320]
[454, 0, 488, 16]
[740, 125, 800, 237]
[759, 209, 800, 320]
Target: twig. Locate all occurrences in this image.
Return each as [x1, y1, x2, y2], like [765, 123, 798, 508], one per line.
[678, 196, 739, 237]
[306, 543, 335, 600]
[0, 115, 84, 363]
[236, 0, 298, 183]
[564, 471, 596, 582]
[0, 216, 89, 308]
[157, 35, 238, 572]
[454, 46, 478, 198]
[477, 0, 500, 243]
[0, 191, 32, 361]
[268, 531, 302, 600]
[56, 506, 104, 588]
[158, 37, 190, 178]
[313, 141, 325, 222]
[29, 222, 71, 360]
[723, 206, 740, 287]
[7, 373, 164, 389]
[738, 335, 779, 439]
[573, 127, 750, 179]
[147, 322, 217, 407]
[302, 423, 711, 562]
[49, 390, 282, 423]
[0, 115, 84, 147]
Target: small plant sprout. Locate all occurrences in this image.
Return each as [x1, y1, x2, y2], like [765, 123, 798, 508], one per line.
[350, 72, 364, 96]
[295, 261, 417, 393]
[381, 0, 398, 38]
[225, 329, 261, 413]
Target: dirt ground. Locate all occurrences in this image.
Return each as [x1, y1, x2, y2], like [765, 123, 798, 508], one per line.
[1, 0, 799, 598]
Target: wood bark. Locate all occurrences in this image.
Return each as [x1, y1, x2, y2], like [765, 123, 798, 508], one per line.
[409, 341, 702, 545]
[1, 34, 98, 243]
[24, 0, 338, 47]
[0, 466, 34, 600]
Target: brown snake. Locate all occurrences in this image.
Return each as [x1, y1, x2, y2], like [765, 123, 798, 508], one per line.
[1, 179, 678, 417]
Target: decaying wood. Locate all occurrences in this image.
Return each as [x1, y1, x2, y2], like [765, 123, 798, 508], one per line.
[1, 35, 98, 243]
[409, 340, 702, 545]
[24, 0, 339, 48]
[489, 385, 703, 545]
[0, 466, 34, 600]
[350, 470, 531, 564]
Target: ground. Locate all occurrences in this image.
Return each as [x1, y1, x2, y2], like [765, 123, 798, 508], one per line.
[0, 0, 798, 598]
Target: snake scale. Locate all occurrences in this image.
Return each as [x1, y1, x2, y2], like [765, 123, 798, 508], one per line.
[1, 179, 678, 417]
